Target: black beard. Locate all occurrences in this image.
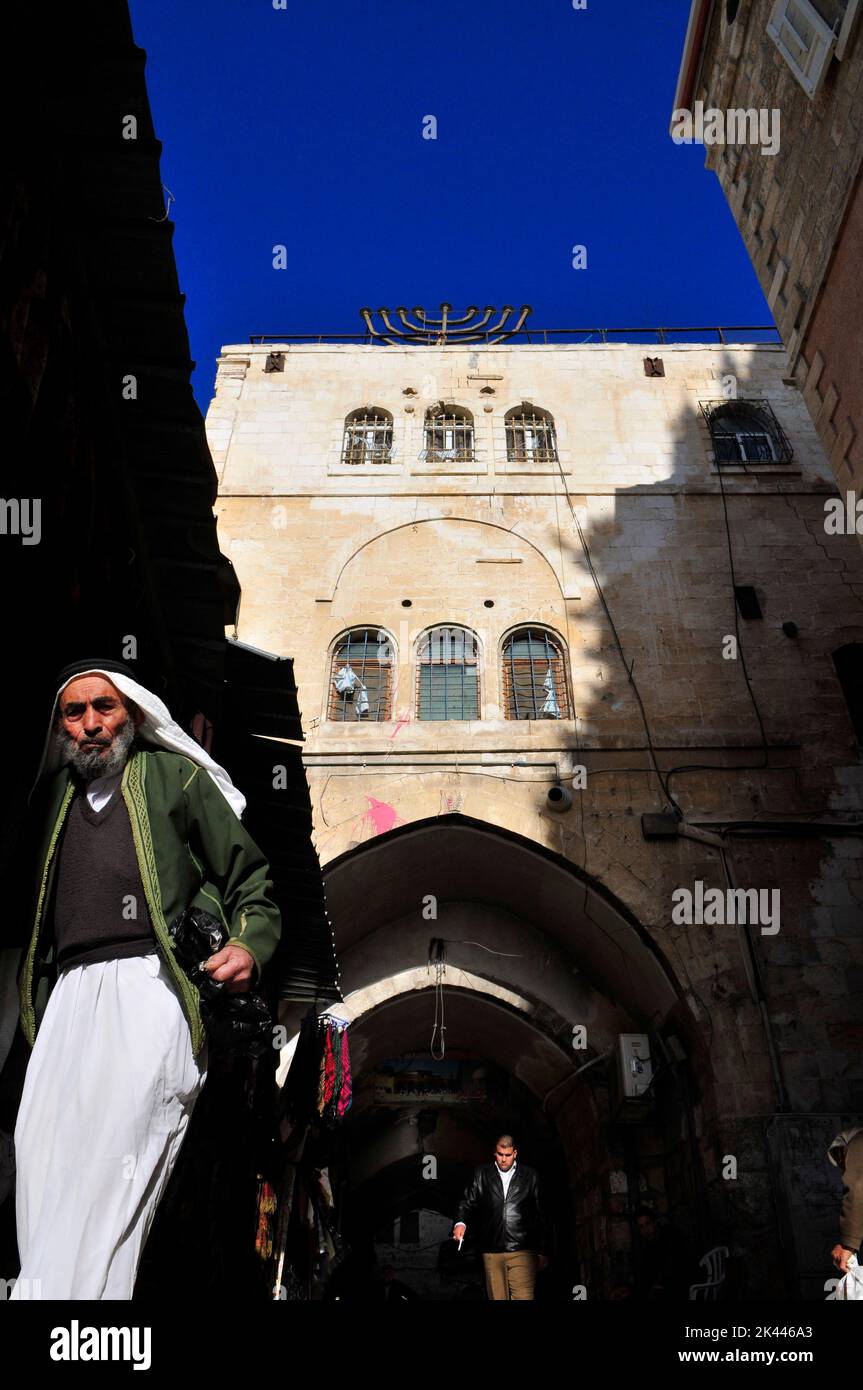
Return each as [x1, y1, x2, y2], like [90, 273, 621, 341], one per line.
[57, 718, 138, 782]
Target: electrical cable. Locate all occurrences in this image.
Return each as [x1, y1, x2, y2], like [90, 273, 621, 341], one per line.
[715, 455, 770, 756]
[442, 938, 527, 958]
[429, 947, 446, 1060]
[551, 454, 683, 818]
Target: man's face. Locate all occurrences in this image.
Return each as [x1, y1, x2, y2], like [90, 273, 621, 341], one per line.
[637, 1214, 657, 1242]
[56, 675, 142, 781]
[495, 1144, 516, 1171]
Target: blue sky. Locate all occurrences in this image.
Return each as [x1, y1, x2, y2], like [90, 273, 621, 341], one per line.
[128, 0, 773, 410]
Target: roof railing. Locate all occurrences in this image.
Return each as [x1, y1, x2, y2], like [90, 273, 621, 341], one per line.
[248, 325, 782, 347]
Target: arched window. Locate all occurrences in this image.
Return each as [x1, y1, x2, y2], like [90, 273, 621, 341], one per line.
[505, 404, 558, 463]
[502, 628, 570, 720]
[701, 400, 792, 465]
[342, 408, 393, 465]
[328, 629, 394, 721]
[423, 405, 474, 462]
[833, 643, 863, 743]
[416, 626, 480, 720]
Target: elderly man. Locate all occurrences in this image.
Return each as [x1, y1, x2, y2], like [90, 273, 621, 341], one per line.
[452, 1134, 548, 1300]
[4, 657, 281, 1300]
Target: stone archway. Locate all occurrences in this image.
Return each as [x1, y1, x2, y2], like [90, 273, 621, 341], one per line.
[279, 815, 718, 1298]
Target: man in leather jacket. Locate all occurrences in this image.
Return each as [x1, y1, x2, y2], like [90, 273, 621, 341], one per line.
[452, 1134, 548, 1300]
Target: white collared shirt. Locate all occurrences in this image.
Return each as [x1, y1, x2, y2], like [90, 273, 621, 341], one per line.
[498, 1160, 517, 1198]
[85, 770, 123, 813]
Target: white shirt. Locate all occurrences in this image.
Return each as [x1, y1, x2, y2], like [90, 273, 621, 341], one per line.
[85, 770, 123, 813]
[457, 1162, 517, 1235]
[498, 1161, 517, 1199]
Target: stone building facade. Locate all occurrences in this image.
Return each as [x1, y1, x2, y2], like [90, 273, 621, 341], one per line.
[206, 336, 863, 1298]
[672, 0, 863, 509]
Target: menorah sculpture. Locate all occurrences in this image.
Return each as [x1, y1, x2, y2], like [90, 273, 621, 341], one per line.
[359, 304, 532, 345]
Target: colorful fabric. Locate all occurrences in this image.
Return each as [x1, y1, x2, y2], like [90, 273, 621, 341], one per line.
[337, 1027, 352, 1116]
[322, 1026, 337, 1107]
[316, 1032, 329, 1114]
[255, 1179, 277, 1261]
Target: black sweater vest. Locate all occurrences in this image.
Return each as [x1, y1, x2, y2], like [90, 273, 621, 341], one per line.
[50, 781, 156, 969]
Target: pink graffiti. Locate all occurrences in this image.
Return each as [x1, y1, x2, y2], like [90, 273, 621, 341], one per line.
[389, 710, 412, 739]
[363, 795, 400, 837]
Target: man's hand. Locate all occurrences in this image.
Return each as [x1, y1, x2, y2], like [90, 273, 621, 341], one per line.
[452, 1223, 466, 1242]
[831, 1244, 852, 1275]
[202, 944, 255, 994]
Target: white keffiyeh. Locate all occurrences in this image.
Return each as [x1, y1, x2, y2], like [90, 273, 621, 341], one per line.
[32, 666, 246, 817]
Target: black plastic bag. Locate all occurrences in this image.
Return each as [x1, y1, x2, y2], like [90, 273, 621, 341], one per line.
[166, 905, 273, 1057]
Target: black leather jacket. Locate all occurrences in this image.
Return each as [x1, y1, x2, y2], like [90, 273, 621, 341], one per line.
[454, 1161, 547, 1253]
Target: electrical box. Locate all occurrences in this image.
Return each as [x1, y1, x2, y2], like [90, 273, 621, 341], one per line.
[618, 1034, 653, 1099]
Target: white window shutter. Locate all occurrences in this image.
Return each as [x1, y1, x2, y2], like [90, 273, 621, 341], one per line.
[767, 0, 838, 96]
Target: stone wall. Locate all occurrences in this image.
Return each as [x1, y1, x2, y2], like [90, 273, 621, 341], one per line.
[206, 339, 863, 1294]
[688, 0, 863, 494]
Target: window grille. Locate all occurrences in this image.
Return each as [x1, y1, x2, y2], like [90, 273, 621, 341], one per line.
[416, 627, 480, 720]
[422, 406, 474, 462]
[505, 406, 558, 463]
[342, 409, 393, 465]
[700, 400, 793, 465]
[328, 629, 393, 721]
[502, 629, 570, 720]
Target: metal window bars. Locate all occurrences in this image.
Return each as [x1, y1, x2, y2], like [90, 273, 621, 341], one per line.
[505, 408, 558, 464]
[502, 630, 570, 720]
[700, 400, 793, 465]
[416, 627, 480, 721]
[422, 407, 475, 463]
[341, 411, 394, 465]
[328, 630, 393, 721]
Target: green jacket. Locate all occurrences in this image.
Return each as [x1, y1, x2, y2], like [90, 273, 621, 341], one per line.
[18, 745, 282, 1060]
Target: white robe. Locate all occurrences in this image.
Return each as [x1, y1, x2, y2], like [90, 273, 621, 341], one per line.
[8, 762, 208, 1299]
[10, 950, 206, 1299]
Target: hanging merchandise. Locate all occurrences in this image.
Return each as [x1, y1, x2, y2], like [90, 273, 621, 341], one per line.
[255, 1178, 278, 1262]
[316, 1024, 336, 1115]
[336, 1027, 352, 1117]
[280, 1007, 353, 1130]
[308, 1165, 347, 1294]
[317, 1011, 352, 1124]
[263, 1008, 354, 1297]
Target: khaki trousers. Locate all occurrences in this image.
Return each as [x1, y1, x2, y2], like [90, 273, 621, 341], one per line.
[482, 1250, 538, 1300]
